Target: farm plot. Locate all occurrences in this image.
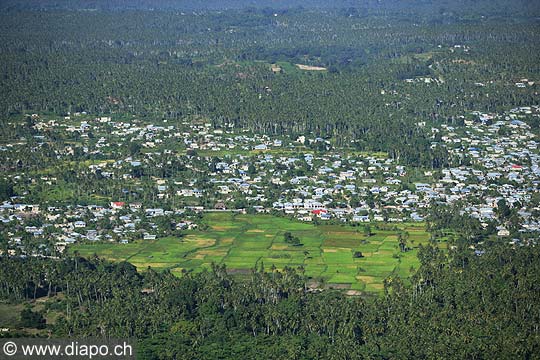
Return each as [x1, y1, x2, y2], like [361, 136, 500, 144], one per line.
[71, 214, 435, 293]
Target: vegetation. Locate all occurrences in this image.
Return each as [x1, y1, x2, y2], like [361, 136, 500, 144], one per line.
[1, 1, 539, 358]
[0, 241, 539, 358]
[71, 213, 432, 292]
[1, 4, 538, 167]
[20, 308, 46, 329]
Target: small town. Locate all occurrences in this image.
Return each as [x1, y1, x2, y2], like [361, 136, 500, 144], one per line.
[1, 105, 539, 255]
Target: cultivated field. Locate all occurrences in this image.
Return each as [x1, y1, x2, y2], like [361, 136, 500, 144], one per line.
[71, 214, 437, 293]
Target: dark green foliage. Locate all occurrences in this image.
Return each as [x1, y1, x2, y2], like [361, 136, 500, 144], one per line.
[283, 231, 301, 246]
[1, 0, 538, 15]
[363, 225, 372, 237]
[0, 179, 15, 201]
[496, 199, 512, 220]
[0, 242, 539, 358]
[20, 308, 46, 329]
[398, 231, 409, 252]
[0, 8, 537, 167]
[129, 142, 142, 156]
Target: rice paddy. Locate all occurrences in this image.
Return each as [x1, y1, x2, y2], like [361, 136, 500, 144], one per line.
[71, 213, 438, 293]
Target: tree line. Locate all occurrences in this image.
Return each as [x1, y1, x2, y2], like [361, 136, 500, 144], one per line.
[0, 239, 538, 359]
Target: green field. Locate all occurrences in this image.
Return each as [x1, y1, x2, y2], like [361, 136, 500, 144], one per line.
[71, 214, 437, 293]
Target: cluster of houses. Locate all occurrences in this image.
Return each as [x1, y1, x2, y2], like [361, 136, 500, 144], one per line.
[0, 200, 197, 254]
[1, 105, 540, 253]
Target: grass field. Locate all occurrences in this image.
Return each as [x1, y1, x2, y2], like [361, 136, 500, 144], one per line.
[0, 303, 24, 328]
[71, 214, 439, 293]
[0, 299, 61, 334]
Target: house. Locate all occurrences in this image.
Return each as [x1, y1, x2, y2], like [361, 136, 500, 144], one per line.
[214, 201, 227, 210]
[511, 164, 523, 171]
[111, 202, 125, 210]
[486, 172, 501, 180]
[14, 204, 40, 214]
[284, 202, 294, 210]
[353, 215, 370, 222]
[320, 213, 331, 220]
[25, 226, 39, 234]
[304, 201, 323, 209]
[87, 230, 98, 241]
[145, 208, 164, 217]
[497, 228, 510, 237]
[74, 221, 86, 228]
[130, 203, 142, 210]
[193, 189, 203, 198]
[415, 183, 431, 192]
[272, 202, 284, 209]
[410, 212, 424, 221]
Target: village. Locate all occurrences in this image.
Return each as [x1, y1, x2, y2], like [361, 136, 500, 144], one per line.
[1, 104, 540, 254]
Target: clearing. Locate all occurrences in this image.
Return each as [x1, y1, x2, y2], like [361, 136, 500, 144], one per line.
[295, 64, 327, 71]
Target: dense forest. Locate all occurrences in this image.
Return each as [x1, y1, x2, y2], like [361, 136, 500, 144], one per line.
[1, 0, 539, 14]
[0, 240, 538, 359]
[1, 5, 539, 166]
